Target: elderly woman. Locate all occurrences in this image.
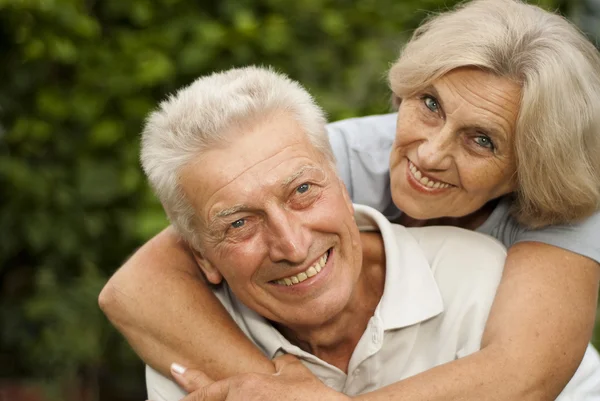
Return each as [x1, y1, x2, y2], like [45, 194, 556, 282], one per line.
[99, 0, 600, 400]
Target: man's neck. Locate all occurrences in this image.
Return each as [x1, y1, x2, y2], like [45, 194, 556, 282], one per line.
[275, 231, 386, 373]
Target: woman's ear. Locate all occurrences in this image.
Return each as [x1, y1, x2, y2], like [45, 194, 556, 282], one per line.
[192, 250, 223, 285]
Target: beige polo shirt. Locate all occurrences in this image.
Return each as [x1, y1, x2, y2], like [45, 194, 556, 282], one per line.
[210, 204, 507, 394]
[146, 204, 600, 399]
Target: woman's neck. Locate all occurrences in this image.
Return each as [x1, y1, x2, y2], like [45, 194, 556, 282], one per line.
[396, 199, 500, 230]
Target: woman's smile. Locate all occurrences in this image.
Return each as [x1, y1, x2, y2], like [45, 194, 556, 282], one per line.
[406, 159, 453, 192]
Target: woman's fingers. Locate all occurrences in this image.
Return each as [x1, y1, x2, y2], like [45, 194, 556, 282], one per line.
[181, 381, 230, 401]
[273, 353, 318, 381]
[273, 354, 303, 375]
[170, 363, 215, 393]
[166, 357, 328, 401]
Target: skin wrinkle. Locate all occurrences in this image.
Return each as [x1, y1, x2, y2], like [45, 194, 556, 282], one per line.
[211, 166, 326, 222]
[440, 88, 507, 147]
[179, 111, 309, 229]
[201, 157, 325, 244]
[205, 151, 305, 217]
[281, 165, 325, 187]
[183, 140, 303, 216]
[444, 72, 519, 143]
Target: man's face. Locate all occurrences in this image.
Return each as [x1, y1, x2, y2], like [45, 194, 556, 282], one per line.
[180, 112, 363, 328]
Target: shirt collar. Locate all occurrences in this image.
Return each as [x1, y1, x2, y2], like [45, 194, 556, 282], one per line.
[353, 204, 444, 331]
[226, 294, 324, 361]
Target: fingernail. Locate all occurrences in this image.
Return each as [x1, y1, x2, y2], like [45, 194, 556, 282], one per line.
[171, 363, 187, 375]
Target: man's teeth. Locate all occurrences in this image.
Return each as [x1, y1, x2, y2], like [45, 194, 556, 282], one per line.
[276, 252, 328, 286]
[409, 161, 451, 189]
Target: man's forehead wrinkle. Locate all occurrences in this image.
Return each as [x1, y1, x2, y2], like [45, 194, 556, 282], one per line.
[209, 164, 323, 222]
[203, 141, 305, 213]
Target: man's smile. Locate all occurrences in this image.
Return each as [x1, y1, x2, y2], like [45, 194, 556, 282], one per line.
[272, 248, 331, 286]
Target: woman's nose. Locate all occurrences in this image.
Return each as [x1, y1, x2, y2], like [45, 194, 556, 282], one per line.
[416, 128, 454, 171]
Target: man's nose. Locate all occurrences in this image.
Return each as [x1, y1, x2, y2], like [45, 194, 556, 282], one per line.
[416, 126, 454, 171]
[267, 212, 311, 264]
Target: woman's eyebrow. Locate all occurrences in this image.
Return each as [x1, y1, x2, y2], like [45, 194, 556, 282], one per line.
[471, 124, 508, 143]
[423, 85, 442, 101]
[425, 83, 510, 142]
[422, 85, 446, 115]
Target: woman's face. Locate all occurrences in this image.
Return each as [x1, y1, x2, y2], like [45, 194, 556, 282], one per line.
[389, 67, 521, 220]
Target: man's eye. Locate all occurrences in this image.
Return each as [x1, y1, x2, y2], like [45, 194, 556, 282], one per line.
[423, 95, 439, 112]
[296, 183, 311, 194]
[231, 219, 245, 228]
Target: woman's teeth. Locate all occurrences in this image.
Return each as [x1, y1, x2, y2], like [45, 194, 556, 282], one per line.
[409, 161, 451, 189]
[276, 251, 328, 286]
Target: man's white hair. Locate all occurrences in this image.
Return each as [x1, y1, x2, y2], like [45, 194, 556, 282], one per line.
[141, 66, 333, 249]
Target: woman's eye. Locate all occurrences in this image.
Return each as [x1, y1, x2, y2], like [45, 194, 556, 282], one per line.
[474, 135, 495, 150]
[296, 183, 311, 194]
[423, 96, 439, 112]
[231, 219, 245, 229]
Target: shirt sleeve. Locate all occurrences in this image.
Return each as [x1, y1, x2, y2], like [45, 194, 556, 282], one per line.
[326, 113, 401, 219]
[146, 365, 186, 401]
[497, 208, 600, 265]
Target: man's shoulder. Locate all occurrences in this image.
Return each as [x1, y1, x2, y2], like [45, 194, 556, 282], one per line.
[404, 226, 507, 265]
[401, 226, 506, 301]
[397, 226, 507, 356]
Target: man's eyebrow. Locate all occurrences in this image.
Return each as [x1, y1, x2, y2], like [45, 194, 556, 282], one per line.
[210, 165, 325, 225]
[214, 204, 250, 219]
[281, 165, 324, 187]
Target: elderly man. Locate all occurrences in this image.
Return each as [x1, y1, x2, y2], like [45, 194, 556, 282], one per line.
[139, 66, 599, 401]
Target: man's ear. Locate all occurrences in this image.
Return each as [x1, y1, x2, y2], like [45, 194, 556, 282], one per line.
[192, 250, 223, 285]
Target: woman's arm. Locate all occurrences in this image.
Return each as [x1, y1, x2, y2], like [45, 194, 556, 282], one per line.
[356, 241, 600, 401]
[162, 241, 599, 401]
[98, 226, 275, 379]
[101, 233, 599, 399]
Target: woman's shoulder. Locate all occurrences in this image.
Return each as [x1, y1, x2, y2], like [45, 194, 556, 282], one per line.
[482, 198, 600, 264]
[325, 113, 399, 219]
[326, 113, 397, 152]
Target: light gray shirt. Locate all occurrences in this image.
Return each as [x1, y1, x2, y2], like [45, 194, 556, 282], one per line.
[327, 113, 600, 264]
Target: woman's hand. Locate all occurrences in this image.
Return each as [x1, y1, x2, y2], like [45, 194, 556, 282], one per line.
[169, 355, 351, 401]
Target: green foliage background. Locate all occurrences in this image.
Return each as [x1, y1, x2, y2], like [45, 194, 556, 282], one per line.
[0, 0, 596, 399]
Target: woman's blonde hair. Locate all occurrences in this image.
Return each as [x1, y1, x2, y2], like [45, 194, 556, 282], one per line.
[389, 0, 600, 227]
